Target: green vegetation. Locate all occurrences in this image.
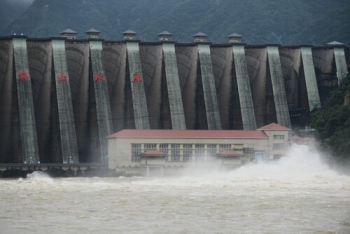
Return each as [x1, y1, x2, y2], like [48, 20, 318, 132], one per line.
[311, 73, 350, 162]
[1, 0, 349, 45]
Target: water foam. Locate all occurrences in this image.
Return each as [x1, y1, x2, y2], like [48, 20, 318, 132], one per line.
[228, 144, 339, 180]
[138, 144, 349, 188]
[26, 171, 53, 183]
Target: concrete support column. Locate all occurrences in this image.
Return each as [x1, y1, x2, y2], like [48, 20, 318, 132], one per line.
[162, 42, 186, 129]
[12, 37, 39, 164]
[89, 40, 113, 162]
[0, 39, 13, 163]
[52, 39, 79, 163]
[232, 45, 257, 130]
[267, 46, 291, 128]
[197, 43, 222, 130]
[300, 46, 321, 110]
[126, 41, 150, 129]
[333, 47, 348, 85]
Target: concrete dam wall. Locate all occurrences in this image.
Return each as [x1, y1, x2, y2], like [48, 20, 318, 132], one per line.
[0, 35, 349, 164]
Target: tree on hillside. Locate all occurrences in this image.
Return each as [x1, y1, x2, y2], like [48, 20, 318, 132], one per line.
[1, 0, 349, 45]
[311, 73, 350, 161]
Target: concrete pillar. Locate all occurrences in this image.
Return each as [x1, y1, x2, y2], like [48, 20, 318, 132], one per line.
[51, 38, 79, 164]
[266, 46, 291, 128]
[197, 43, 222, 130]
[232, 45, 257, 130]
[300, 46, 321, 110]
[26, 40, 54, 163]
[126, 41, 150, 129]
[333, 47, 348, 85]
[162, 42, 186, 129]
[89, 40, 113, 162]
[12, 36, 39, 164]
[0, 39, 13, 163]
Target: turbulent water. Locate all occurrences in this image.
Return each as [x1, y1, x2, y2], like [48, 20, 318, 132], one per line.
[1, 145, 350, 234]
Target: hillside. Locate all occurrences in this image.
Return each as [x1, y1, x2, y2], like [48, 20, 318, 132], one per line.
[311, 74, 350, 163]
[1, 0, 350, 45]
[0, 0, 33, 31]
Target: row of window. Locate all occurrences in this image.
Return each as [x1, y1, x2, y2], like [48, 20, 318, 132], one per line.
[131, 143, 240, 162]
[273, 135, 285, 140]
[131, 144, 142, 162]
[273, 143, 285, 150]
[167, 155, 218, 162]
[132, 154, 222, 162]
[135, 143, 233, 150]
[132, 142, 286, 161]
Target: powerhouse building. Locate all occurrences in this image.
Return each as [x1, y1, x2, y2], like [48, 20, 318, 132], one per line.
[107, 123, 290, 176]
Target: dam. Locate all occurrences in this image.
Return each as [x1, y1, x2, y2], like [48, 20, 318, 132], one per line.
[0, 30, 349, 165]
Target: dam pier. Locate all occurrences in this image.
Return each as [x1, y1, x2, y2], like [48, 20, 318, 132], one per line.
[0, 29, 349, 170]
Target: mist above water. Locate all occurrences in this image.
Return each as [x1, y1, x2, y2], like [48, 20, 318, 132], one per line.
[175, 144, 339, 180]
[229, 144, 339, 180]
[23, 144, 344, 184]
[128, 145, 349, 196]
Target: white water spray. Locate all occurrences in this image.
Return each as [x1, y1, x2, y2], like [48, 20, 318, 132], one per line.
[26, 171, 53, 183]
[139, 144, 349, 188]
[229, 144, 339, 180]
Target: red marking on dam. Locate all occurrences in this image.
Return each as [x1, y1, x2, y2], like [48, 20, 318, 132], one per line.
[57, 72, 68, 82]
[18, 70, 29, 81]
[94, 72, 106, 82]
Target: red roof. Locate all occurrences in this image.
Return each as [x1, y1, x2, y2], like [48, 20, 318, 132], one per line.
[217, 150, 243, 156]
[257, 123, 290, 131]
[140, 150, 164, 156]
[108, 129, 268, 139]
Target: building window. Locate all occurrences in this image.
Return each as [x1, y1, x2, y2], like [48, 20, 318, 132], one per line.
[273, 143, 284, 150]
[183, 144, 192, 161]
[131, 144, 141, 162]
[273, 154, 283, 160]
[207, 144, 217, 157]
[159, 144, 169, 155]
[195, 144, 205, 161]
[171, 144, 180, 161]
[254, 151, 266, 162]
[144, 144, 157, 150]
[219, 144, 231, 151]
[273, 135, 285, 140]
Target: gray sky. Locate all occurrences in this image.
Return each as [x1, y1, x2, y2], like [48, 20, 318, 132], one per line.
[2, 0, 34, 6]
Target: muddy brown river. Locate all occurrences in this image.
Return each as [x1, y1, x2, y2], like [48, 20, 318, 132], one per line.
[1, 145, 350, 233]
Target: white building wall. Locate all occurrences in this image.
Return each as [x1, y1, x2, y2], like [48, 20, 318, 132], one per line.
[109, 138, 280, 171]
[263, 130, 290, 159]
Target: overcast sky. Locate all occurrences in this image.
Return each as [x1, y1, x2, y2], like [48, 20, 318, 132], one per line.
[2, 0, 34, 6]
